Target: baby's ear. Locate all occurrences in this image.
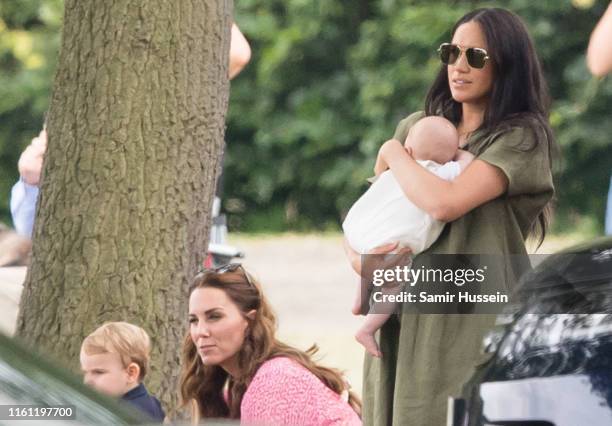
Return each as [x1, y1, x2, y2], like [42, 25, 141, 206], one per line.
[126, 362, 141, 382]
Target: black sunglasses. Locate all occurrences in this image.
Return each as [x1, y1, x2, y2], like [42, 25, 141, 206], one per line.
[438, 43, 490, 69]
[196, 263, 255, 289]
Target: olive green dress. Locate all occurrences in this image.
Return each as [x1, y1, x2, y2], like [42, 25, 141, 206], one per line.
[361, 112, 554, 426]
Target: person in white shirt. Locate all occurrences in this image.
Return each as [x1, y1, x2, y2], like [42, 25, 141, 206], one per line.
[343, 115, 474, 357]
[10, 23, 251, 239]
[10, 128, 46, 237]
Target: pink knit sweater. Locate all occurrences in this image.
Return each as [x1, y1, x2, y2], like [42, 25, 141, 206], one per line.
[240, 357, 362, 426]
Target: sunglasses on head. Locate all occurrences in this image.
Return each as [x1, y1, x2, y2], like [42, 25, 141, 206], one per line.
[438, 43, 490, 69]
[196, 263, 255, 289]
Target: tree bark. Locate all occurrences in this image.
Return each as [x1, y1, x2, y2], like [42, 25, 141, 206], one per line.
[16, 0, 231, 411]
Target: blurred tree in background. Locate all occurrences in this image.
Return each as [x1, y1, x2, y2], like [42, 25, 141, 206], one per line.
[2, 0, 611, 235]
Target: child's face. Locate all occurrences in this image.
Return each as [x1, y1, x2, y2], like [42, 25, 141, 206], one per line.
[80, 351, 134, 397]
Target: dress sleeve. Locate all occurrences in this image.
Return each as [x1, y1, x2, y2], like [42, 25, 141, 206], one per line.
[477, 126, 554, 198]
[392, 111, 426, 142]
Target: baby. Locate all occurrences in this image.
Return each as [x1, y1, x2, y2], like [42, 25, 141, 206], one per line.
[80, 322, 165, 422]
[343, 116, 474, 357]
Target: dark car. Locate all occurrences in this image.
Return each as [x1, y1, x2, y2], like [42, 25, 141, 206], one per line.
[449, 236, 612, 426]
[0, 332, 148, 425]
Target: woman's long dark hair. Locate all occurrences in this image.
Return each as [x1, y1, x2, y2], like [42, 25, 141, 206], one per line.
[179, 270, 361, 421]
[425, 8, 555, 246]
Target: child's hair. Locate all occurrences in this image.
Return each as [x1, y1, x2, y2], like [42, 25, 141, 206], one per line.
[81, 321, 151, 381]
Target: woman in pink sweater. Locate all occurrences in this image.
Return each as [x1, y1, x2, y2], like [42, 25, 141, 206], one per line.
[179, 264, 362, 425]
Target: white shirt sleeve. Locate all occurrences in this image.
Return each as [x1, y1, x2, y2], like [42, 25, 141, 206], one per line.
[10, 178, 39, 237]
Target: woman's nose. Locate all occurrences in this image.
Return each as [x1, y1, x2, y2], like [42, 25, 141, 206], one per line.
[454, 51, 470, 72]
[194, 322, 211, 338]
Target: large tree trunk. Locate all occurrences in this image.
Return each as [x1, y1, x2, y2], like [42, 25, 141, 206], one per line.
[16, 0, 231, 410]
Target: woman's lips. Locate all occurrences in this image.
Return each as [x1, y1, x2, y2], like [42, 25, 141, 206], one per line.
[452, 79, 472, 87]
[198, 344, 215, 353]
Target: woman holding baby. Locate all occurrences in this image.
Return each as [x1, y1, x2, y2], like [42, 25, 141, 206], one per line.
[344, 8, 555, 425]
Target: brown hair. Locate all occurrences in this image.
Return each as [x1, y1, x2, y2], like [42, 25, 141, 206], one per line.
[179, 269, 361, 420]
[81, 321, 151, 381]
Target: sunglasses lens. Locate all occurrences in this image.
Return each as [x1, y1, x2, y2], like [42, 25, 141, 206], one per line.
[439, 44, 460, 65]
[466, 48, 487, 69]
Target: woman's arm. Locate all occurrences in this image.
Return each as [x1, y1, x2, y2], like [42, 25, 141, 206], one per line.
[378, 139, 508, 222]
[374, 151, 390, 176]
[587, 2, 612, 77]
[229, 23, 251, 79]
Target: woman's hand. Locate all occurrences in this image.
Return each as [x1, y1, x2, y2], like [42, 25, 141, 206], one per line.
[343, 239, 411, 276]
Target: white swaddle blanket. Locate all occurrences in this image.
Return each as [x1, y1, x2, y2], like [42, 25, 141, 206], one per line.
[343, 160, 461, 254]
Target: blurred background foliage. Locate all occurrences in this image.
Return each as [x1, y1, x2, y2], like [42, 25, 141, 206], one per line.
[0, 0, 61, 225]
[1, 0, 611, 235]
